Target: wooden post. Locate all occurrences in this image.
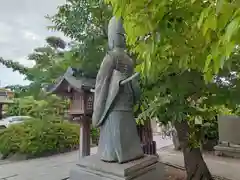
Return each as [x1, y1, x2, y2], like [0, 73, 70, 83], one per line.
[79, 116, 91, 158]
[137, 119, 157, 155]
[0, 104, 2, 119]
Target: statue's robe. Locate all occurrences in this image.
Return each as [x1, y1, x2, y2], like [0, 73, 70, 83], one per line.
[92, 49, 143, 163]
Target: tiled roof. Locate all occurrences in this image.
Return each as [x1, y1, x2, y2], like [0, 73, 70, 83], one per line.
[46, 67, 96, 94]
[0, 96, 13, 104]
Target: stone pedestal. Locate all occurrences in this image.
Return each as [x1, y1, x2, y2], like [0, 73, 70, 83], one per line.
[214, 143, 240, 158]
[69, 155, 164, 180]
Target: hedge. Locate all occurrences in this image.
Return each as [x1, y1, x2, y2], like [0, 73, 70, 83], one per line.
[90, 126, 100, 145]
[0, 118, 80, 159]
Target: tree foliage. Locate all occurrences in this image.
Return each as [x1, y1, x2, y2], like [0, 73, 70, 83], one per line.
[105, 0, 240, 178]
[49, 0, 112, 77]
[0, 37, 69, 97]
[105, 0, 240, 135]
[49, 0, 111, 41]
[4, 95, 68, 119]
[0, 37, 98, 98]
[106, 0, 240, 81]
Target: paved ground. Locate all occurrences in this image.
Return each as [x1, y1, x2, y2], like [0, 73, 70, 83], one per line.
[0, 148, 90, 180]
[0, 135, 172, 180]
[153, 135, 173, 150]
[0, 159, 9, 165]
[159, 145, 240, 180]
[1, 136, 239, 180]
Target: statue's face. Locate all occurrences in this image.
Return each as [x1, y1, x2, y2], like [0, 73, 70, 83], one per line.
[108, 16, 126, 50]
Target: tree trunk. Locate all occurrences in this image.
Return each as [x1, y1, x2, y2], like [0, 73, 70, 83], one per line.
[174, 120, 213, 180]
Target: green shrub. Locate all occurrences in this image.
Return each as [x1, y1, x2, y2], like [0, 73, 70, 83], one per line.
[90, 127, 100, 145]
[5, 95, 69, 119]
[0, 118, 79, 159]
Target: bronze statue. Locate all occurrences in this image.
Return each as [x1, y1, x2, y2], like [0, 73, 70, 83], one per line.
[92, 16, 144, 163]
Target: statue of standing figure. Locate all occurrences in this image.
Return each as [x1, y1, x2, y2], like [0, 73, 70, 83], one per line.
[92, 16, 144, 164]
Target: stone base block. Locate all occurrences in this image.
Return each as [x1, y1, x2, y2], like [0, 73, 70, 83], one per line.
[69, 155, 164, 180]
[214, 144, 240, 158]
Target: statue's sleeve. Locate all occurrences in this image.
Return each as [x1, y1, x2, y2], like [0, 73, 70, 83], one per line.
[92, 53, 115, 127]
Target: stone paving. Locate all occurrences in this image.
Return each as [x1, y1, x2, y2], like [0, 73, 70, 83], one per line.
[1, 136, 239, 180]
[0, 136, 172, 180]
[159, 145, 240, 180]
[0, 160, 11, 166]
[0, 148, 87, 180]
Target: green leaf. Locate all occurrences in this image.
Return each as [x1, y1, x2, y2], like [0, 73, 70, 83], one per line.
[213, 58, 220, 74]
[218, 4, 234, 30]
[204, 70, 213, 83]
[224, 17, 240, 42]
[219, 56, 226, 69]
[225, 41, 236, 58]
[203, 13, 217, 35]
[233, 9, 240, 19]
[198, 8, 210, 29]
[216, 0, 224, 14]
[204, 54, 212, 73]
[191, 0, 197, 4]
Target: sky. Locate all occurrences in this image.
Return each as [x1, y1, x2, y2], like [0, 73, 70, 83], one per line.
[0, 0, 67, 87]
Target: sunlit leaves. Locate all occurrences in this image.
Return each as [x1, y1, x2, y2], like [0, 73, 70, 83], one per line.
[223, 17, 240, 43]
[198, 6, 211, 30]
[5, 95, 68, 119]
[105, 0, 240, 135]
[203, 12, 217, 35]
[107, 0, 240, 80]
[216, 0, 224, 14]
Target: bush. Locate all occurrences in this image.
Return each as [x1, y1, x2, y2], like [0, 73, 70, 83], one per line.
[90, 127, 100, 145]
[5, 95, 69, 119]
[0, 118, 79, 159]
